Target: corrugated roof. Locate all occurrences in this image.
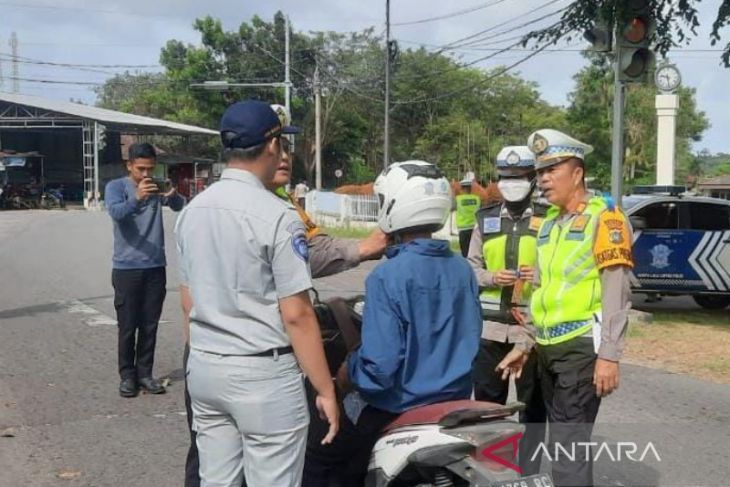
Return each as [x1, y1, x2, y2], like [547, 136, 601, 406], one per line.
[0, 92, 217, 136]
[699, 174, 730, 187]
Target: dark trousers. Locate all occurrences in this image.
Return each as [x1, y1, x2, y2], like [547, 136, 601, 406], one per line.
[537, 338, 601, 487]
[111, 267, 166, 380]
[303, 382, 398, 487]
[458, 229, 473, 257]
[473, 339, 547, 476]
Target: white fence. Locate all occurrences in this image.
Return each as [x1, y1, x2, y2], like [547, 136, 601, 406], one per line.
[305, 190, 458, 239]
[306, 191, 379, 228]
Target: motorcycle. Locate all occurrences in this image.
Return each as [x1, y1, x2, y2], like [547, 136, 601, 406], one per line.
[314, 295, 553, 487]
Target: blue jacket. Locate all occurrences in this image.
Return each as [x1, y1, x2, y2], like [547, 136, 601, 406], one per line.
[105, 177, 185, 269]
[348, 239, 482, 413]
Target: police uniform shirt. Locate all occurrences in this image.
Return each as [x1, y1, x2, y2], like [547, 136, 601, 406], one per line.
[175, 168, 313, 356]
[467, 203, 539, 351]
[535, 193, 633, 361]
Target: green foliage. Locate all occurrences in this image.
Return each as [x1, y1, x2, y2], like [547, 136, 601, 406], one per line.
[94, 12, 709, 190]
[565, 53, 709, 190]
[522, 0, 730, 67]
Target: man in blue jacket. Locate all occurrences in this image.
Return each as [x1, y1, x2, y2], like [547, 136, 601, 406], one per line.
[303, 161, 482, 486]
[105, 142, 185, 398]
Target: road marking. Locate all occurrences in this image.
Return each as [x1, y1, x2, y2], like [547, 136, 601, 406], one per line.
[58, 299, 173, 326]
[58, 299, 117, 327]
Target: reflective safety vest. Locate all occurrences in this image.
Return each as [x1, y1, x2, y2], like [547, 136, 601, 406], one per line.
[275, 187, 320, 239]
[478, 203, 546, 324]
[455, 193, 481, 230]
[530, 197, 607, 345]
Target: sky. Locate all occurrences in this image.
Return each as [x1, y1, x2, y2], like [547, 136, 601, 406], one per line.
[0, 0, 728, 153]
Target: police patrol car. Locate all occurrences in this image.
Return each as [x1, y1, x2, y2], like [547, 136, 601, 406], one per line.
[625, 186, 730, 309]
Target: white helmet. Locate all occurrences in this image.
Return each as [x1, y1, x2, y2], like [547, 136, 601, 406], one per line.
[374, 160, 452, 234]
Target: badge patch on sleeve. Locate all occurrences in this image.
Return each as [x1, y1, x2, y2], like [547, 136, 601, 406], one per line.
[287, 221, 309, 262]
[594, 210, 633, 269]
[483, 217, 501, 234]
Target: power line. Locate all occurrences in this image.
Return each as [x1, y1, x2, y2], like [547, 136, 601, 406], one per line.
[393, 40, 558, 105]
[0, 1, 173, 18]
[392, 0, 509, 27]
[0, 53, 160, 69]
[444, 4, 568, 51]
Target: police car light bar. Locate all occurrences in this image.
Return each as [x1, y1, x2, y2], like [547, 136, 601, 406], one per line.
[632, 185, 686, 196]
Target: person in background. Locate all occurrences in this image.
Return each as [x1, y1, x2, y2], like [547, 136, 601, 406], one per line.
[455, 178, 481, 257]
[295, 179, 309, 209]
[105, 142, 185, 398]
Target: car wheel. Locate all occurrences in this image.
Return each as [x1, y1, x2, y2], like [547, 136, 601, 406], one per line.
[692, 295, 730, 310]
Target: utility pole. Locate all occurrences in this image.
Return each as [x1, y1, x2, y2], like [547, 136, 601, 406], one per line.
[10, 32, 19, 93]
[314, 64, 322, 190]
[284, 16, 291, 115]
[610, 39, 626, 204]
[383, 0, 391, 170]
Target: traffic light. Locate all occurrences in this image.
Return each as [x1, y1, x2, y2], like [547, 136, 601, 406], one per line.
[617, 0, 655, 82]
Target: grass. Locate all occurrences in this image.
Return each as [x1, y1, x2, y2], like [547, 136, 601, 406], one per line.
[321, 227, 461, 252]
[321, 226, 376, 239]
[650, 309, 729, 329]
[625, 313, 730, 383]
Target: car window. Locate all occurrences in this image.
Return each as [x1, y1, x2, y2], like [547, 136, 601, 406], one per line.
[688, 202, 730, 231]
[632, 202, 679, 230]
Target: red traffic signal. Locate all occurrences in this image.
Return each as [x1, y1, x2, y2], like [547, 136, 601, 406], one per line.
[623, 16, 649, 43]
[617, 4, 655, 82]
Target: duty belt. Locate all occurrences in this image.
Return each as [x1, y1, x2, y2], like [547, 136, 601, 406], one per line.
[536, 320, 592, 340]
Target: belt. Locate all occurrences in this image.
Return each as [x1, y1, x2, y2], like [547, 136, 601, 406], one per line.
[245, 345, 294, 358]
[536, 320, 592, 340]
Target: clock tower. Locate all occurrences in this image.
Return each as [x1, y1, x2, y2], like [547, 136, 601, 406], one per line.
[655, 63, 682, 186]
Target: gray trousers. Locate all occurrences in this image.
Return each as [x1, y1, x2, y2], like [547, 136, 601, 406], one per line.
[187, 348, 309, 487]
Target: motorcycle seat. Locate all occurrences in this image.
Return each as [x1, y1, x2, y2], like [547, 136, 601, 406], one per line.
[383, 400, 522, 432]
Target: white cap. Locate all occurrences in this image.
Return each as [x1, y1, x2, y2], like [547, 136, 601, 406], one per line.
[495, 145, 536, 170]
[527, 129, 593, 169]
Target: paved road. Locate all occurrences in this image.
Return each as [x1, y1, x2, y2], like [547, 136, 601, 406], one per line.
[0, 210, 727, 486]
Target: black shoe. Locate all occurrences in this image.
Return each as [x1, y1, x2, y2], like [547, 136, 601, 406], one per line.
[139, 377, 166, 394]
[119, 378, 139, 398]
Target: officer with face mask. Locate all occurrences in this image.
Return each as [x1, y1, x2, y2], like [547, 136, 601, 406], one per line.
[467, 146, 547, 476]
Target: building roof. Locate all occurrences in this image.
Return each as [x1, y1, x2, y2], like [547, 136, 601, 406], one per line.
[0, 92, 217, 136]
[698, 174, 730, 189]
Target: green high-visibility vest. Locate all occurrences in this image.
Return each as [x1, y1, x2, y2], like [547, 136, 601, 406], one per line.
[478, 203, 544, 323]
[531, 197, 607, 345]
[455, 194, 481, 230]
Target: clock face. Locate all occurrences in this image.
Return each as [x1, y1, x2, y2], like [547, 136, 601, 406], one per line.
[655, 66, 681, 92]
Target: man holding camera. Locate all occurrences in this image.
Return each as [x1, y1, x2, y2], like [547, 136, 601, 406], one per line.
[105, 142, 185, 398]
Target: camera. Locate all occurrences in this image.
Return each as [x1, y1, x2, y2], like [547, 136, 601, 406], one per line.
[150, 177, 170, 192]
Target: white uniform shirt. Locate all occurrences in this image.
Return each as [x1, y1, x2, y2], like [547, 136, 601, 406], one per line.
[175, 168, 312, 355]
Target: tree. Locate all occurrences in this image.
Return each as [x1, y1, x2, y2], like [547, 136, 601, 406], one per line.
[566, 53, 709, 189]
[523, 0, 730, 67]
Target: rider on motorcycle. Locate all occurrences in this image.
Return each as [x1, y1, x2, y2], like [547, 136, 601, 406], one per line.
[302, 161, 482, 486]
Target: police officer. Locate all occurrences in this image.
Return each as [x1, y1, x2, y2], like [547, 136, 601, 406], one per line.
[527, 129, 633, 487]
[267, 105, 387, 278]
[455, 178, 481, 257]
[181, 104, 385, 487]
[468, 146, 547, 475]
[176, 100, 339, 487]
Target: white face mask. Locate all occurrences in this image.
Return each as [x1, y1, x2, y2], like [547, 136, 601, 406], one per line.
[498, 178, 534, 202]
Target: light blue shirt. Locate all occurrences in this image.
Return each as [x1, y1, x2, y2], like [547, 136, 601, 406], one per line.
[175, 168, 313, 355]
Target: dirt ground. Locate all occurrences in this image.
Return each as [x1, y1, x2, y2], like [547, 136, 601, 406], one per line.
[625, 310, 730, 384]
